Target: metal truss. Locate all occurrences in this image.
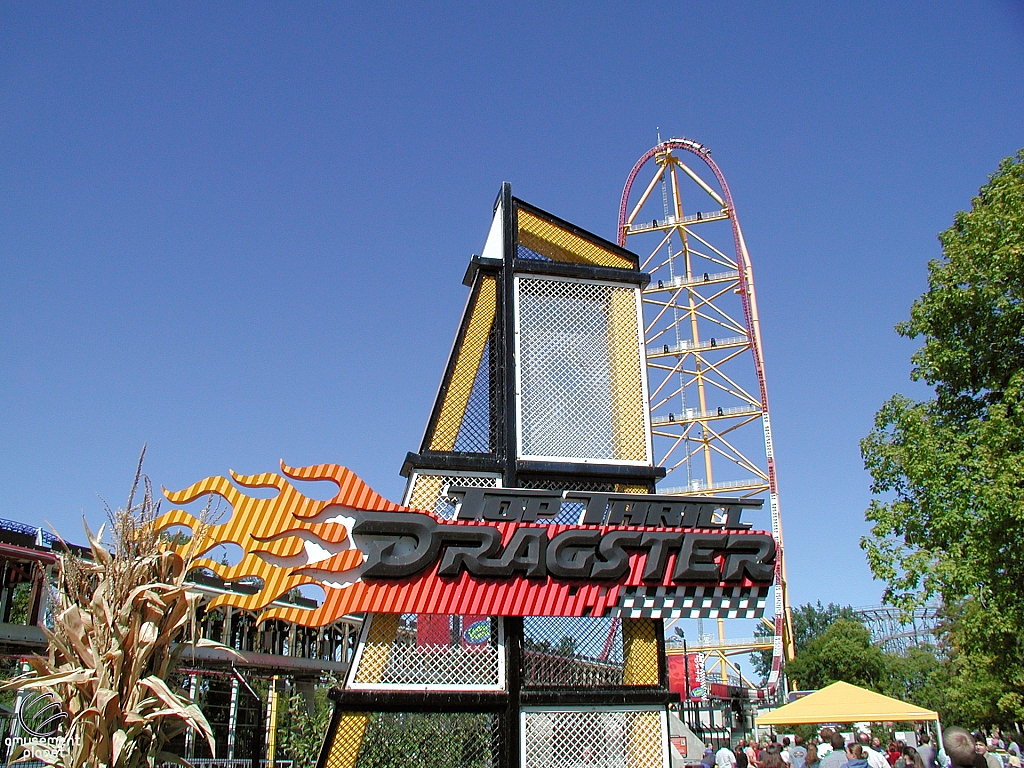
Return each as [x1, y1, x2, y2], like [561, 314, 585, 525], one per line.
[618, 137, 793, 693]
[854, 604, 942, 656]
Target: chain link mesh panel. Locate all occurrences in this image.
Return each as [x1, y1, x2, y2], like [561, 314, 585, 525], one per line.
[517, 207, 635, 269]
[323, 711, 499, 768]
[405, 472, 500, 519]
[516, 277, 649, 463]
[429, 276, 498, 453]
[522, 707, 666, 768]
[522, 617, 658, 688]
[454, 337, 498, 452]
[350, 614, 503, 688]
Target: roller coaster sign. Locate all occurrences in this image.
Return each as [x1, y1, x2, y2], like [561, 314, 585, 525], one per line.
[360, 487, 775, 584]
[158, 463, 776, 625]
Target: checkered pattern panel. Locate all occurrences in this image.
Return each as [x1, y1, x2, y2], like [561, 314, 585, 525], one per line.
[611, 586, 769, 620]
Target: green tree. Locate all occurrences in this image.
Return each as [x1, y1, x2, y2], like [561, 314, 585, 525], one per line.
[275, 682, 334, 765]
[784, 619, 890, 691]
[751, 601, 860, 683]
[861, 149, 1024, 722]
[907, 650, 1007, 728]
[885, 644, 943, 702]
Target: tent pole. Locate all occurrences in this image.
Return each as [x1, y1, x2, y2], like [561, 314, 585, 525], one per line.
[935, 717, 944, 758]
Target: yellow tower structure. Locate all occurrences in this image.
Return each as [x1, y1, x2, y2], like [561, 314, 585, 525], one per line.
[619, 138, 794, 698]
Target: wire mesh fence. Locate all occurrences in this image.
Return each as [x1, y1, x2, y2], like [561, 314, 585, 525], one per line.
[428, 276, 500, 455]
[322, 711, 500, 768]
[453, 337, 500, 453]
[522, 707, 666, 768]
[516, 277, 648, 464]
[350, 614, 503, 689]
[522, 617, 659, 688]
[405, 471, 501, 519]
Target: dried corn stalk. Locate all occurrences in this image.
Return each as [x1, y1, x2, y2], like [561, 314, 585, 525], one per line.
[3, 454, 237, 767]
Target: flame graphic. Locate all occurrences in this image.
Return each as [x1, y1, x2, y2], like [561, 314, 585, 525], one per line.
[158, 461, 406, 627]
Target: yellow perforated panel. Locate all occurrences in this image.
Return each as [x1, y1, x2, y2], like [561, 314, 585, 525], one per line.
[406, 474, 447, 512]
[622, 618, 660, 685]
[518, 208, 634, 269]
[353, 613, 400, 684]
[428, 276, 497, 452]
[616, 484, 651, 494]
[323, 715, 369, 768]
[609, 287, 649, 462]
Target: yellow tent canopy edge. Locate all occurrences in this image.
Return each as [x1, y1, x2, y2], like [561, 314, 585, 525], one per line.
[756, 681, 939, 726]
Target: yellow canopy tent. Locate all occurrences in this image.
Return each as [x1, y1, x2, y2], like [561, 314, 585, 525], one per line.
[755, 681, 943, 751]
[756, 681, 938, 726]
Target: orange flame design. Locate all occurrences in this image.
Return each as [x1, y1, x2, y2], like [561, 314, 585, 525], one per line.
[158, 461, 407, 625]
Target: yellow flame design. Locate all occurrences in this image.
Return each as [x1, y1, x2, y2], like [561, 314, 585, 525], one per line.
[158, 461, 403, 620]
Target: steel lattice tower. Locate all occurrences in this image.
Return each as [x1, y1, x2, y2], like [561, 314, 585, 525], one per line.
[619, 137, 793, 692]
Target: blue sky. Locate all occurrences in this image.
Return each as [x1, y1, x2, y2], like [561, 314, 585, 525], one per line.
[1, 1, 1022, 610]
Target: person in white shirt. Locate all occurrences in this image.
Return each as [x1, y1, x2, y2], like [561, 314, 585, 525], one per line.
[718, 745, 738, 768]
[820, 733, 849, 768]
[858, 733, 890, 768]
[817, 729, 835, 758]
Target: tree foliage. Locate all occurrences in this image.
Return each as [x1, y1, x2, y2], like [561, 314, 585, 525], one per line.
[861, 149, 1024, 723]
[782, 621, 951, 718]
[751, 601, 860, 683]
[274, 681, 336, 766]
[784, 619, 890, 691]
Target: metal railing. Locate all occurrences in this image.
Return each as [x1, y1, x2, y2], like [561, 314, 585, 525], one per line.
[667, 637, 772, 652]
[160, 761, 293, 768]
[0, 517, 57, 547]
[652, 404, 761, 426]
[644, 269, 740, 291]
[628, 209, 730, 233]
[647, 335, 748, 357]
[658, 477, 767, 495]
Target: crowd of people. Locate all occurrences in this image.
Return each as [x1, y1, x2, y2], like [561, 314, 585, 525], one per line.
[943, 728, 1023, 768]
[699, 728, 1024, 768]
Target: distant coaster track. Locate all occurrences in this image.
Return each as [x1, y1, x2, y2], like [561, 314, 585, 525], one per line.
[618, 137, 792, 695]
[854, 604, 942, 655]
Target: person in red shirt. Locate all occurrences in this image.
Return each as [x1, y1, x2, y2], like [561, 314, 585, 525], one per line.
[888, 743, 903, 767]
